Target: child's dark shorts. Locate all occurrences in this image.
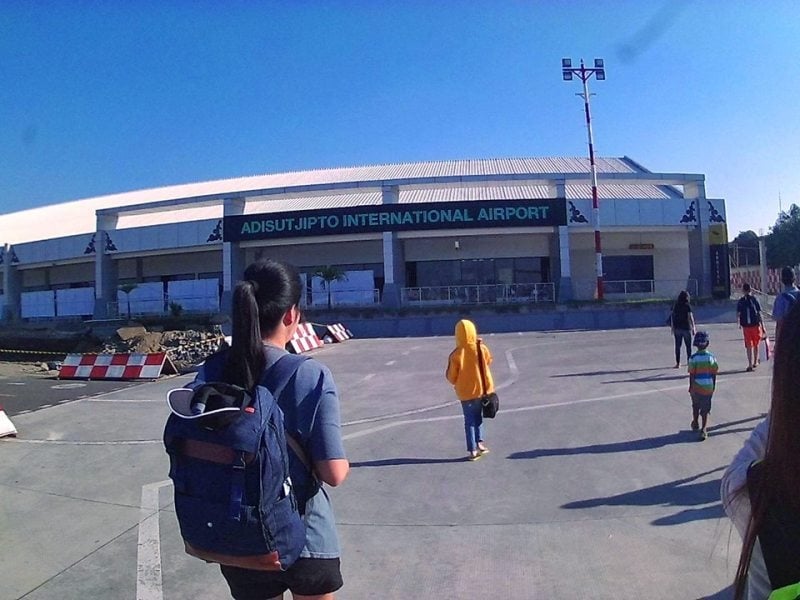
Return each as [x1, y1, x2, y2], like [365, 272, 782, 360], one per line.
[690, 392, 712, 417]
[220, 558, 343, 600]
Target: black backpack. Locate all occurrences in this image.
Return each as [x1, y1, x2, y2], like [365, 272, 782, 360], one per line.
[164, 352, 313, 571]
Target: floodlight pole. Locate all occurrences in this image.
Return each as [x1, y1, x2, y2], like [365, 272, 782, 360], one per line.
[562, 58, 606, 300]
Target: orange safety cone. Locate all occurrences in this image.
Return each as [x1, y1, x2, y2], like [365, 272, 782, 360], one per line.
[0, 406, 17, 438]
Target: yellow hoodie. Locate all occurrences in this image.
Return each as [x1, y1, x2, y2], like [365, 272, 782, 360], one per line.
[446, 319, 494, 401]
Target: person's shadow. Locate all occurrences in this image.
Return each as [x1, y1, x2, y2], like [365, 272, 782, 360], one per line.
[507, 414, 764, 461]
[350, 457, 468, 468]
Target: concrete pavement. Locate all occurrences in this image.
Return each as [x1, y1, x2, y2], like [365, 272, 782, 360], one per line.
[0, 321, 766, 599]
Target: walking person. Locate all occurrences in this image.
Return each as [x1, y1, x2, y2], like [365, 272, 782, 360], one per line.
[190, 259, 349, 600]
[772, 266, 800, 345]
[721, 301, 800, 599]
[446, 319, 493, 461]
[669, 290, 696, 368]
[736, 283, 765, 371]
[687, 331, 718, 441]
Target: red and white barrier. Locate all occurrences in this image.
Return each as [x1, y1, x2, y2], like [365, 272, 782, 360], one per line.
[0, 406, 17, 438]
[58, 352, 177, 380]
[287, 323, 324, 354]
[325, 323, 353, 343]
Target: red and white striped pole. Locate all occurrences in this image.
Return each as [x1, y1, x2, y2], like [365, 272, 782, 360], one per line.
[579, 60, 604, 299]
[563, 58, 606, 300]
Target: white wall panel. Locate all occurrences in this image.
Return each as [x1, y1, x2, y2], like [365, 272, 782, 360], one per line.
[13, 233, 93, 265]
[142, 251, 221, 278]
[56, 287, 94, 316]
[118, 282, 164, 315]
[49, 262, 95, 285]
[21, 290, 55, 318]
[167, 279, 220, 312]
[112, 219, 220, 253]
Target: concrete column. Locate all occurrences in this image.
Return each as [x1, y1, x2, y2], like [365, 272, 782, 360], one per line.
[380, 186, 403, 307]
[221, 198, 246, 314]
[685, 181, 712, 298]
[2, 244, 21, 322]
[94, 214, 119, 319]
[552, 180, 573, 302]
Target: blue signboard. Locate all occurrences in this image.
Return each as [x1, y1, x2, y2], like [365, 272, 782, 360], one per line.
[224, 199, 567, 241]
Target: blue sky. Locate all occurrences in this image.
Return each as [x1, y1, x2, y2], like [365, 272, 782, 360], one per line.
[1, 1, 798, 238]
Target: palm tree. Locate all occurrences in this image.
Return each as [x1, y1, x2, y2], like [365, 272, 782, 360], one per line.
[118, 283, 138, 320]
[312, 266, 348, 310]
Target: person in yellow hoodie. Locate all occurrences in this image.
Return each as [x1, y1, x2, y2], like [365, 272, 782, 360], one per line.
[446, 319, 494, 461]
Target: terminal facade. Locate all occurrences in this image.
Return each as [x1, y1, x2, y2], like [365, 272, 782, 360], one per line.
[0, 156, 729, 322]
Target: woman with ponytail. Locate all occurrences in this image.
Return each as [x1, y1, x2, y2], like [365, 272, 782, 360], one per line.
[721, 301, 800, 599]
[193, 259, 349, 600]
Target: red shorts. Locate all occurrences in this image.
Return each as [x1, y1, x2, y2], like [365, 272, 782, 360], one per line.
[742, 325, 761, 348]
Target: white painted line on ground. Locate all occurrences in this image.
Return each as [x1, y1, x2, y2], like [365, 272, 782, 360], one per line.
[4, 438, 161, 445]
[360, 373, 376, 383]
[137, 480, 169, 600]
[51, 383, 87, 389]
[385, 360, 396, 366]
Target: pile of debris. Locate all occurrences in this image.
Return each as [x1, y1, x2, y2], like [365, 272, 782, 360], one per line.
[102, 326, 226, 373]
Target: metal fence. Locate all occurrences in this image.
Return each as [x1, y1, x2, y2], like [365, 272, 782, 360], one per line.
[401, 283, 556, 306]
[572, 279, 699, 301]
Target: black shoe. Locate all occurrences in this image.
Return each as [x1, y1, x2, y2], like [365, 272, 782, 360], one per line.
[691, 420, 699, 431]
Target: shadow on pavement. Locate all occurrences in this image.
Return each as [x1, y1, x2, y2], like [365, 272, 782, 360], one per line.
[350, 457, 468, 467]
[507, 415, 765, 460]
[561, 467, 726, 526]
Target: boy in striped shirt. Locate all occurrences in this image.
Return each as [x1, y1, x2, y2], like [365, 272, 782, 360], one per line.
[688, 331, 718, 441]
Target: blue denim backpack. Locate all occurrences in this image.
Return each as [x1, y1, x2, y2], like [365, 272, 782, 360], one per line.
[164, 352, 311, 571]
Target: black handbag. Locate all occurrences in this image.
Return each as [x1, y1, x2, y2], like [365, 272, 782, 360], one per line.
[477, 340, 499, 418]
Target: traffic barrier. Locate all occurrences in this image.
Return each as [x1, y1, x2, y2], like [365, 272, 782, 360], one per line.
[325, 323, 353, 343]
[58, 352, 178, 380]
[0, 406, 17, 438]
[287, 323, 324, 354]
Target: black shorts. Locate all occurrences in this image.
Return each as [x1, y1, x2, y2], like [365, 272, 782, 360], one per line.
[220, 558, 343, 600]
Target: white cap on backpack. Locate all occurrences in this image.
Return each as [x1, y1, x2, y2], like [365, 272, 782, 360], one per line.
[167, 387, 242, 420]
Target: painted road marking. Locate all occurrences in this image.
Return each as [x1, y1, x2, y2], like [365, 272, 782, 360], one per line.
[51, 383, 87, 389]
[137, 480, 168, 600]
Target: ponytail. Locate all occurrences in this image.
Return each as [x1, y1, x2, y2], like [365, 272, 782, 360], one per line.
[222, 259, 302, 389]
[224, 280, 266, 389]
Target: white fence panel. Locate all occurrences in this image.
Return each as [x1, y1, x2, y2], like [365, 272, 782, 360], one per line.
[56, 287, 95, 316]
[21, 290, 56, 318]
[118, 282, 164, 315]
[167, 279, 219, 312]
[311, 270, 375, 307]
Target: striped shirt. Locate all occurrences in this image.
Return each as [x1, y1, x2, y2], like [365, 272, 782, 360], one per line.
[688, 349, 718, 396]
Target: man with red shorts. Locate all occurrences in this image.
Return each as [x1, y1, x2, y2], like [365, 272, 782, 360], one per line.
[736, 283, 765, 372]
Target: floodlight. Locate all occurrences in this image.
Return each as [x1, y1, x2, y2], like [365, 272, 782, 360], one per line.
[562, 58, 572, 68]
[595, 70, 605, 80]
[562, 70, 573, 81]
[594, 58, 604, 68]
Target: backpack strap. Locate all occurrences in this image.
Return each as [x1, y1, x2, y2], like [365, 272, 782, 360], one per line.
[260, 353, 314, 472]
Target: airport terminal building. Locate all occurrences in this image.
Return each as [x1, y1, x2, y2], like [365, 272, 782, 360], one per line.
[0, 156, 729, 322]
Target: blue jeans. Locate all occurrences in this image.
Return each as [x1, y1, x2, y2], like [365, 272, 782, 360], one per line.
[674, 329, 692, 364]
[461, 399, 484, 453]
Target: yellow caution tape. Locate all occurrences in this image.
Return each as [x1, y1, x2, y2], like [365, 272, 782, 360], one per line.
[0, 348, 67, 356]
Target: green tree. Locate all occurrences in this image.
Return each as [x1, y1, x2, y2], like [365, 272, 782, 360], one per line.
[118, 283, 138, 320]
[765, 204, 800, 269]
[730, 230, 760, 267]
[312, 266, 348, 310]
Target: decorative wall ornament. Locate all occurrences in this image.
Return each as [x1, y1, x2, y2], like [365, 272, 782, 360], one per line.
[10, 248, 19, 264]
[105, 233, 118, 252]
[568, 201, 589, 224]
[84, 233, 97, 254]
[707, 201, 725, 223]
[680, 201, 697, 224]
[207, 219, 223, 242]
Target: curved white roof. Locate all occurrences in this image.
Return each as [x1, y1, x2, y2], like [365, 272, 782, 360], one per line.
[1, 156, 687, 245]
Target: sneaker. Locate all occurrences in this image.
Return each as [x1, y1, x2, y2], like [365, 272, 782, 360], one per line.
[690, 420, 699, 431]
[700, 429, 708, 441]
[477, 444, 490, 455]
[746, 366, 753, 372]
[468, 452, 482, 461]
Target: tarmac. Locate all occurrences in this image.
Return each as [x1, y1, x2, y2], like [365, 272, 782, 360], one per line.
[0, 321, 770, 599]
